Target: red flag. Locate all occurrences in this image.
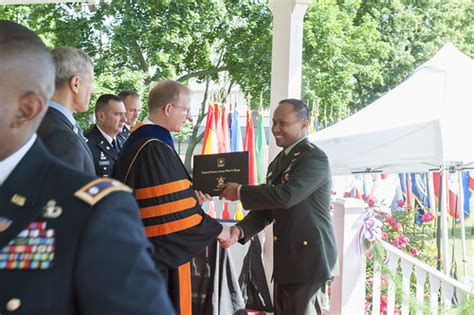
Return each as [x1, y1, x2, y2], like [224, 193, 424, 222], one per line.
[221, 104, 230, 153]
[432, 172, 461, 220]
[202, 104, 218, 155]
[244, 110, 257, 185]
[448, 172, 461, 220]
[214, 103, 226, 153]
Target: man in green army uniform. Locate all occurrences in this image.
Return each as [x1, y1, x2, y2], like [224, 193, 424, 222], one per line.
[219, 99, 338, 315]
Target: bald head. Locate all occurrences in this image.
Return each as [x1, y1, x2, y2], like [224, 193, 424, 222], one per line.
[148, 80, 190, 112]
[0, 20, 55, 160]
[0, 20, 55, 103]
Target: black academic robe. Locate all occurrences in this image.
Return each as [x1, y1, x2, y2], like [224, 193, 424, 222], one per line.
[114, 124, 222, 315]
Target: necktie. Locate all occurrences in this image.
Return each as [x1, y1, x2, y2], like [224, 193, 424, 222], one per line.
[111, 138, 119, 153]
[74, 123, 85, 139]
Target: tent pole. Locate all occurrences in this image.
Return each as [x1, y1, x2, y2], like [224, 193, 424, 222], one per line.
[427, 172, 436, 214]
[436, 172, 441, 271]
[457, 171, 468, 279]
[439, 166, 450, 275]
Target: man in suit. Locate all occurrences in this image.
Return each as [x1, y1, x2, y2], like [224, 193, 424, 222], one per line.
[117, 89, 141, 140]
[219, 99, 338, 315]
[0, 20, 174, 315]
[37, 47, 95, 175]
[86, 94, 127, 177]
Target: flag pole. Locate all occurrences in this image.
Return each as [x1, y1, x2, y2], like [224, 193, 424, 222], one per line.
[457, 171, 468, 279]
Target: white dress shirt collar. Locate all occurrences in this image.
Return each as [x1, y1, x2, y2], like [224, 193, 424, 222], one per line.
[284, 136, 308, 156]
[96, 125, 114, 145]
[0, 134, 37, 185]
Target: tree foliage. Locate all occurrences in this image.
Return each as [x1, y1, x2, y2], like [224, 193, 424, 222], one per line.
[302, 0, 473, 122]
[1, 0, 472, 155]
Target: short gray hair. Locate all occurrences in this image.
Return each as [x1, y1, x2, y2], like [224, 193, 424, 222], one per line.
[51, 47, 93, 89]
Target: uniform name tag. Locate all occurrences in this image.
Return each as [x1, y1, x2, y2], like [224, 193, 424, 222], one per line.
[98, 160, 111, 166]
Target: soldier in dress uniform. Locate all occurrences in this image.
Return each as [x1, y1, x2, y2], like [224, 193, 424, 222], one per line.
[220, 99, 338, 315]
[86, 94, 127, 177]
[0, 21, 174, 315]
[117, 89, 141, 140]
[37, 47, 95, 175]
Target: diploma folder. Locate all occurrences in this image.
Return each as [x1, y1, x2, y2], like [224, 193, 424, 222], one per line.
[193, 151, 249, 196]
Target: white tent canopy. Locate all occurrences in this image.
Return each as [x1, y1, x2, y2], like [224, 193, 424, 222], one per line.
[310, 43, 474, 175]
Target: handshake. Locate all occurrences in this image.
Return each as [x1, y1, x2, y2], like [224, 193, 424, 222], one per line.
[195, 183, 244, 249]
[217, 225, 242, 249]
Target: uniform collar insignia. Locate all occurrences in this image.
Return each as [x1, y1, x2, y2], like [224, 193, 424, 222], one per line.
[11, 194, 26, 207]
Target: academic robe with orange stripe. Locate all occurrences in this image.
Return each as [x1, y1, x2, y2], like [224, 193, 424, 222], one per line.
[114, 123, 223, 315]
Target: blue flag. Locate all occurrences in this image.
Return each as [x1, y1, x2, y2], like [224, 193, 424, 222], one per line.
[229, 110, 243, 152]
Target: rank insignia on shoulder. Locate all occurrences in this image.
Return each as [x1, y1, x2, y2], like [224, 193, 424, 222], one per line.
[74, 178, 132, 206]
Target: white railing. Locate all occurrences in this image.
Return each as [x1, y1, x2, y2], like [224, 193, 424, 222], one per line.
[330, 198, 472, 315]
[371, 239, 472, 315]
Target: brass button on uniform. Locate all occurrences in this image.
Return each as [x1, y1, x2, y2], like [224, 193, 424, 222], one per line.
[273, 235, 278, 241]
[303, 241, 308, 246]
[6, 298, 21, 311]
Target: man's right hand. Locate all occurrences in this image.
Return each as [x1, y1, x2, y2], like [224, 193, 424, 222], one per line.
[218, 225, 241, 249]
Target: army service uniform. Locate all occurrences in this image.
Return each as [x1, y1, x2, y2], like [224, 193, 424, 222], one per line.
[85, 125, 124, 178]
[236, 138, 338, 315]
[0, 137, 174, 315]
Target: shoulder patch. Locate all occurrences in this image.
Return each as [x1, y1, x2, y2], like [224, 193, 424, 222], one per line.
[74, 178, 132, 206]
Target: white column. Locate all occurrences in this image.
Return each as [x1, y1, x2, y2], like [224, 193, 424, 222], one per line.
[329, 198, 366, 315]
[263, 0, 310, 304]
[267, 0, 310, 159]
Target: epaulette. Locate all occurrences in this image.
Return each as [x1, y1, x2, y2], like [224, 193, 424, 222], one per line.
[74, 178, 132, 206]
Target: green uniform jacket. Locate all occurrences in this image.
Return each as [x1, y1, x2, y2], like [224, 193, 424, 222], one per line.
[237, 138, 338, 284]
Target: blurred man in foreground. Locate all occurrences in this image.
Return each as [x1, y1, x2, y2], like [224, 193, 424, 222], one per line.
[0, 20, 174, 315]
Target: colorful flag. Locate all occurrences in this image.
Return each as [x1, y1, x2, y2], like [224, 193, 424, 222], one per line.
[448, 172, 462, 221]
[255, 111, 266, 184]
[399, 173, 413, 210]
[411, 173, 429, 225]
[202, 104, 218, 155]
[235, 202, 245, 221]
[214, 102, 226, 153]
[221, 104, 230, 153]
[391, 175, 404, 210]
[461, 171, 472, 221]
[201, 104, 218, 218]
[244, 110, 257, 185]
[229, 110, 243, 152]
[432, 171, 462, 221]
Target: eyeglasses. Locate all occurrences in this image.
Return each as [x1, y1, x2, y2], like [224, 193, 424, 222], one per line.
[171, 104, 191, 116]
